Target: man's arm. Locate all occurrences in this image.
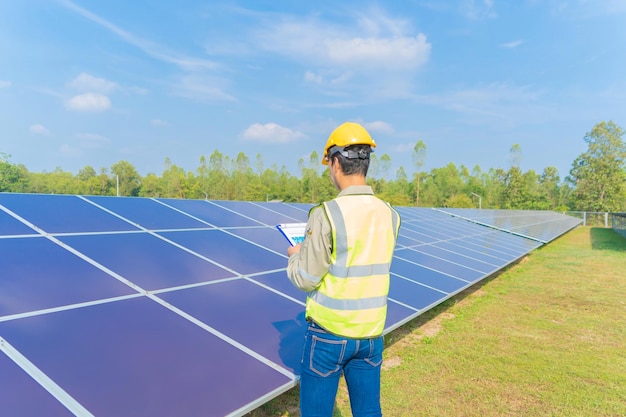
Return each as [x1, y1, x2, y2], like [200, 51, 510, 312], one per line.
[286, 206, 331, 292]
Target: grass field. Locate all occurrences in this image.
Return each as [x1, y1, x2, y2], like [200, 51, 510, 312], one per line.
[248, 226, 626, 417]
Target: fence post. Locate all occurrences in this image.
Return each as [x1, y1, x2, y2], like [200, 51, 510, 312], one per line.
[583, 212, 587, 226]
[605, 212, 608, 227]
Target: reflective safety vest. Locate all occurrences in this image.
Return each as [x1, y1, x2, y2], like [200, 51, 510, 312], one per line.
[306, 194, 400, 338]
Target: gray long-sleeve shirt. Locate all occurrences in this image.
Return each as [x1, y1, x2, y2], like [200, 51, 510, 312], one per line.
[286, 185, 374, 292]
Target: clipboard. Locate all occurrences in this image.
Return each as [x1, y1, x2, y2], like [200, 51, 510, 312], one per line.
[276, 223, 307, 246]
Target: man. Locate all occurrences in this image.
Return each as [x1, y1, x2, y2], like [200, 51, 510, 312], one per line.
[287, 121, 401, 417]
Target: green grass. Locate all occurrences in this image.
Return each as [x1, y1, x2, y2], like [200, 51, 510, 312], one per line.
[247, 227, 626, 417]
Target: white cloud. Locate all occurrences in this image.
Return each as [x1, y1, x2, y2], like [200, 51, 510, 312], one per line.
[30, 124, 50, 135]
[462, 0, 497, 20]
[255, 14, 431, 73]
[550, 0, 626, 18]
[304, 71, 323, 84]
[303, 70, 353, 86]
[415, 83, 551, 128]
[58, 0, 217, 71]
[66, 93, 111, 112]
[325, 35, 430, 70]
[151, 119, 169, 126]
[501, 39, 524, 48]
[364, 121, 394, 134]
[130, 86, 149, 95]
[59, 144, 84, 158]
[68, 73, 118, 93]
[76, 133, 109, 148]
[0, 80, 11, 88]
[241, 123, 306, 144]
[173, 75, 237, 102]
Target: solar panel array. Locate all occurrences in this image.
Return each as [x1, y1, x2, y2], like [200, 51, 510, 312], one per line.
[0, 193, 581, 416]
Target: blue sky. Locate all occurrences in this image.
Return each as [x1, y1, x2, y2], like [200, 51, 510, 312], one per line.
[1, 1, 624, 181]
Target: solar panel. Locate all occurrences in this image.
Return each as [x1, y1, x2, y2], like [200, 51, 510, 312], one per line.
[0, 193, 581, 416]
[435, 208, 582, 243]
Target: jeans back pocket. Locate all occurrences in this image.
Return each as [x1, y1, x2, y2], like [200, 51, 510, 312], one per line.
[308, 335, 347, 377]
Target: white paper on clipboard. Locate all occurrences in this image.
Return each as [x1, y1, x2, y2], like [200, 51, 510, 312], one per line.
[276, 223, 307, 246]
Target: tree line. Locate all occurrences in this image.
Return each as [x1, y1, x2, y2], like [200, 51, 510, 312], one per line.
[1, 121, 625, 212]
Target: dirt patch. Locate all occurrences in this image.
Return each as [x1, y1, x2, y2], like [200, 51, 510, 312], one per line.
[382, 355, 402, 370]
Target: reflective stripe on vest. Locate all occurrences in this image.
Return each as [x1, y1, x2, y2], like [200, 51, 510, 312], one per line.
[305, 194, 400, 338]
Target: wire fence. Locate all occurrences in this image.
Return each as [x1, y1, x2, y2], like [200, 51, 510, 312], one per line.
[611, 213, 626, 239]
[565, 211, 626, 239]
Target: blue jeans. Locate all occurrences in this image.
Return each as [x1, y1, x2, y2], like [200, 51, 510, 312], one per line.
[299, 321, 384, 417]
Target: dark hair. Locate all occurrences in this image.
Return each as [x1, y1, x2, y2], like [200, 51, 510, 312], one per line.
[329, 144, 370, 176]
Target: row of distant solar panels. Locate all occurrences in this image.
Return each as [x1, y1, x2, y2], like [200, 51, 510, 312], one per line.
[0, 193, 581, 416]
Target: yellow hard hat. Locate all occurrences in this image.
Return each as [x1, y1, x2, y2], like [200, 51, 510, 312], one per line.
[322, 122, 376, 165]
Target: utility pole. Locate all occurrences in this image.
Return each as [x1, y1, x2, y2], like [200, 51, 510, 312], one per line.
[471, 192, 482, 209]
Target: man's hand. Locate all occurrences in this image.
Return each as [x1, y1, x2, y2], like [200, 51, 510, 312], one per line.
[287, 243, 301, 257]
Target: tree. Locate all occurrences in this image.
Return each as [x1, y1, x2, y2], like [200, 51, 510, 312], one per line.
[97, 167, 112, 195]
[111, 160, 141, 197]
[197, 155, 209, 199]
[423, 163, 463, 207]
[379, 154, 392, 179]
[446, 194, 473, 208]
[368, 153, 379, 179]
[509, 143, 522, 168]
[139, 173, 163, 197]
[466, 164, 486, 208]
[500, 166, 537, 209]
[538, 166, 561, 209]
[207, 150, 228, 199]
[232, 152, 253, 200]
[0, 153, 29, 192]
[77, 165, 100, 195]
[568, 121, 626, 211]
[382, 166, 412, 206]
[412, 140, 427, 206]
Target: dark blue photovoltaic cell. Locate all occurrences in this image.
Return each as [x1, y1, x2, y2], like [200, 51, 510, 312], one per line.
[58, 232, 235, 290]
[391, 258, 469, 293]
[213, 200, 302, 225]
[385, 300, 418, 330]
[464, 234, 541, 258]
[228, 226, 291, 255]
[251, 271, 308, 304]
[160, 279, 306, 374]
[160, 229, 287, 275]
[389, 276, 449, 310]
[413, 245, 498, 273]
[0, 193, 139, 233]
[0, 352, 74, 417]
[0, 193, 582, 417]
[0, 237, 135, 316]
[444, 238, 514, 261]
[398, 224, 445, 243]
[0, 210, 37, 236]
[157, 198, 262, 227]
[409, 223, 467, 241]
[396, 233, 427, 247]
[461, 235, 515, 257]
[395, 247, 484, 282]
[285, 202, 315, 212]
[85, 195, 212, 230]
[433, 240, 512, 265]
[254, 202, 309, 222]
[0, 297, 292, 417]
